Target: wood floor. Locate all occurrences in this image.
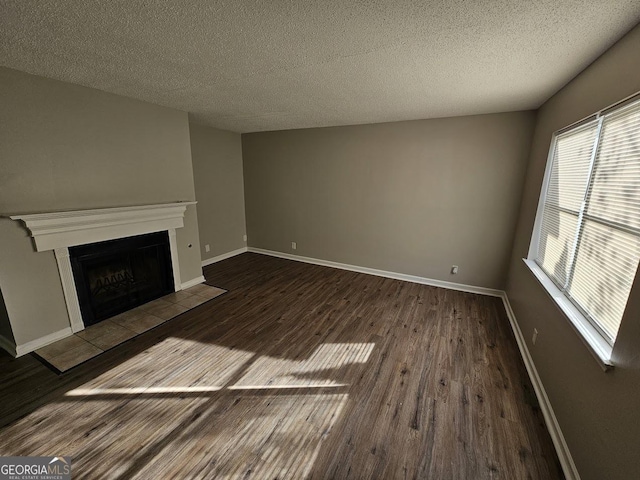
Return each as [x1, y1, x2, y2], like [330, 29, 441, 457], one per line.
[0, 253, 563, 479]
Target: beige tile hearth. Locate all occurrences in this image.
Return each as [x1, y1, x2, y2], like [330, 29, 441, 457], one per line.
[34, 283, 227, 373]
[77, 320, 138, 350]
[110, 310, 166, 334]
[187, 284, 227, 299]
[109, 307, 150, 325]
[175, 295, 208, 309]
[45, 342, 103, 372]
[76, 319, 129, 342]
[35, 334, 89, 359]
[150, 303, 189, 321]
[36, 337, 103, 372]
[162, 290, 195, 303]
[138, 297, 173, 314]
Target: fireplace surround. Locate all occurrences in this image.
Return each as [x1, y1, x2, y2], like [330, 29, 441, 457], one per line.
[10, 202, 197, 337]
[70, 231, 174, 327]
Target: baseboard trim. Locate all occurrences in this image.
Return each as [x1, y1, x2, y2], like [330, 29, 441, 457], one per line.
[181, 276, 206, 290]
[247, 247, 503, 297]
[201, 247, 248, 267]
[0, 334, 17, 357]
[14, 327, 73, 357]
[500, 294, 580, 480]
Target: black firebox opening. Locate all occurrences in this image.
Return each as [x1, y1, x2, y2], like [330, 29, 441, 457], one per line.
[70, 231, 174, 327]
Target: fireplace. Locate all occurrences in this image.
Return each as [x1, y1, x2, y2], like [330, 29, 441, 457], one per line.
[6, 202, 200, 356]
[70, 232, 174, 326]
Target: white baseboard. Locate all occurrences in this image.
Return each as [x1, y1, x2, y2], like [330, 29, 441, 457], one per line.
[500, 294, 580, 480]
[202, 247, 248, 267]
[0, 334, 17, 357]
[247, 247, 503, 297]
[14, 327, 73, 357]
[181, 275, 206, 290]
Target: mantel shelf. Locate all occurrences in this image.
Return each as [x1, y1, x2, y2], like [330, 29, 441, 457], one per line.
[9, 202, 196, 252]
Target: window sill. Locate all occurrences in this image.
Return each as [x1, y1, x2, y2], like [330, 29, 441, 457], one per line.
[522, 258, 613, 371]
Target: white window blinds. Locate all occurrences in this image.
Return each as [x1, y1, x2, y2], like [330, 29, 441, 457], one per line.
[535, 98, 640, 344]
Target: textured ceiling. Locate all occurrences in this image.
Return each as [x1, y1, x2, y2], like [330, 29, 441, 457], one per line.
[1, 1, 640, 133]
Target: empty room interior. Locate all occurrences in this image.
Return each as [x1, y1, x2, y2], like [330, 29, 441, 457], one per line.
[2, 2, 640, 479]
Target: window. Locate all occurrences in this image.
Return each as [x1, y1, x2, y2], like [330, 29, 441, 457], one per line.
[527, 95, 640, 366]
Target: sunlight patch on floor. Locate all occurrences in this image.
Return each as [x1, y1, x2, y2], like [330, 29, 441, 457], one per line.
[3, 338, 374, 478]
[234, 342, 375, 389]
[228, 383, 348, 390]
[66, 386, 223, 396]
[134, 393, 350, 479]
[71, 337, 254, 395]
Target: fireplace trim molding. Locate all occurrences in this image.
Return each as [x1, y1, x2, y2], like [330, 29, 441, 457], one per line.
[11, 202, 195, 333]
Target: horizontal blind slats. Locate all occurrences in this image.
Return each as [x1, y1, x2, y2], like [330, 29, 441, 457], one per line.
[587, 104, 640, 232]
[551, 126, 598, 213]
[567, 220, 640, 341]
[535, 99, 640, 344]
[568, 100, 640, 341]
[536, 208, 579, 287]
[536, 120, 598, 288]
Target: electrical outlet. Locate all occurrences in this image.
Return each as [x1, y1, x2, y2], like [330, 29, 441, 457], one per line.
[243, 234, 247, 242]
[291, 241, 297, 250]
[451, 265, 458, 275]
[205, 244, 210, 253]
[532, 328, 539, 345]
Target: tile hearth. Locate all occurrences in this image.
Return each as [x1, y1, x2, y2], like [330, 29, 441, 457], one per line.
[35, 284, 226, 373]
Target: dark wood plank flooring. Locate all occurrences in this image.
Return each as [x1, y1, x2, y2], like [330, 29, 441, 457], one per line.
[0, 253, 562, 479]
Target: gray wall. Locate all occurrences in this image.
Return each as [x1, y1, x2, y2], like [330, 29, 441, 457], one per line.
[0, 67, 202, 348]
[190, 123, 247, 261]
[0, 290, 14, 345]
[505, 24, 640, 480]
[243, 112, 535, 290]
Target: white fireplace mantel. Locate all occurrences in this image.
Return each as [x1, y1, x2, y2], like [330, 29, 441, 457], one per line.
[10, 202, 196, 334]
[10, 202, 196, 252]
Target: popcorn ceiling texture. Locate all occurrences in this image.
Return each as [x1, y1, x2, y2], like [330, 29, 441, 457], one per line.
[1, 0, 639, 133]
